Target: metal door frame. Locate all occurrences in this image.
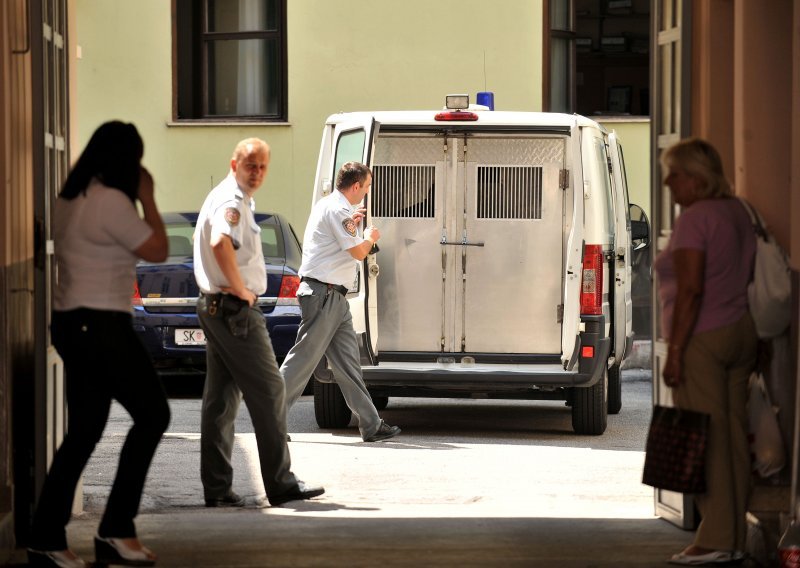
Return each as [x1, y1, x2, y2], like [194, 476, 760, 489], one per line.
[651, 0, 695, 529]
[30, 0, 70, 532]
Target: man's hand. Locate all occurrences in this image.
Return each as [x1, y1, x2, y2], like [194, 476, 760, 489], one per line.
[352, 207, 367, 225]
[211, 234, 257, 306]
[220, 285, 257, 307]
[364, 226, 380, 244]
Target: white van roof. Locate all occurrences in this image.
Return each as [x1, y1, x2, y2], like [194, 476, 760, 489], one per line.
[325, 110, 606, 131]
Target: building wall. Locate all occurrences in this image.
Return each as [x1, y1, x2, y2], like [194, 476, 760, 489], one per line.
[689, 0, 799, 527]
[74, 0, 546, 233]
[596, 118, 651, 215]
[0, 0, 36, 556]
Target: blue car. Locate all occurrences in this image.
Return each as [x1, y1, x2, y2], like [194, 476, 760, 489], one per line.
[133, 212, 302, 374]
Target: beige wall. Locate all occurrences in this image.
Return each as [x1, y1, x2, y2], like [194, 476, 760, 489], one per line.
[733, 1, 794, 253]
[75, 0, 544, 233]
[596, 118, 651, 218]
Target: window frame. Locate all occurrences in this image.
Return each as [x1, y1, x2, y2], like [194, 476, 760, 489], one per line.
[171, 0, 288, 123]
[544, 0, 651, 118]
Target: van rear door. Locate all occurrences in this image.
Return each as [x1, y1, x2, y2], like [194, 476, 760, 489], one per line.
[330, 118, 381, 362]
[607, 132, 633, 362]
[370, 132, 566, 357]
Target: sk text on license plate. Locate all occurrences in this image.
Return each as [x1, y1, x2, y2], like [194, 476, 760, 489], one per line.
[175, 328, 206, 346]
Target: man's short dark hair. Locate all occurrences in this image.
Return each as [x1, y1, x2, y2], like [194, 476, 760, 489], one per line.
[336, 162, 372, 190]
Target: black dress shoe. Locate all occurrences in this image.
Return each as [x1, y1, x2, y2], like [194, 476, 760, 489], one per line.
[269, 481, 325, 506]
[364, 421, 401, 442]
[204, 491, 245, 508]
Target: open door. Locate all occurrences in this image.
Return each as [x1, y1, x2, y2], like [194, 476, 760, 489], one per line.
[330, 118, 381, 364]
[652, 0, 697, 529]
[608, 132, 632, 363]
[560, 124, 585, 369]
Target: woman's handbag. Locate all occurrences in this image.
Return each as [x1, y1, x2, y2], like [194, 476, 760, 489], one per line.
[642, 405, 710, 494]
[748, 371, 786, 478]
[738, 198, 791, 339]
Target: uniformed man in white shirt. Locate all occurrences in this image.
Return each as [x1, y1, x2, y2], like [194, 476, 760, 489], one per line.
[194, 138, 324, 507]
[280, 162, 401, 442]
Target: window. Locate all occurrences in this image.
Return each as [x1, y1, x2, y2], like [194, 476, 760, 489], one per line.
[546, 0, 650, 116]
[333, 130, 366, 179]
[174, 0, 287, 121]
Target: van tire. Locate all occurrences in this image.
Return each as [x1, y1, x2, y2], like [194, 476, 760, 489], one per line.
[571, 369, 608, 435]
[607, 365, 622, 415]
[314, 381, 352, 429]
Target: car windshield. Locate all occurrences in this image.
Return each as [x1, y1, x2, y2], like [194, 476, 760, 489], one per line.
[165, 221, 284, 258]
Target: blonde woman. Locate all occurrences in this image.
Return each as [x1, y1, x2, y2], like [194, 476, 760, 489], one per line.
[655, 138, 757, 565]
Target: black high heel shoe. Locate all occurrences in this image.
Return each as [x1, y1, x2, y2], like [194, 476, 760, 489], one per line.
[27, 548, 87, 568]
[94, 536, 156, 567]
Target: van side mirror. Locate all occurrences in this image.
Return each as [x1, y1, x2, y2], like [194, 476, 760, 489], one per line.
[629, 203, 650, 251]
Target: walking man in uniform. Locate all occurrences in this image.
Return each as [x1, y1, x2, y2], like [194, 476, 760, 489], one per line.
[280, 161, 401, 442]
[194, 137, 324, 507]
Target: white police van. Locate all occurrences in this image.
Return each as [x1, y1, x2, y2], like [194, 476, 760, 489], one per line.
[310, 94, 649, 435]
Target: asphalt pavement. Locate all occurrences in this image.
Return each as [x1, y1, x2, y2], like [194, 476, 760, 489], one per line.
[8, 369, 741, 567]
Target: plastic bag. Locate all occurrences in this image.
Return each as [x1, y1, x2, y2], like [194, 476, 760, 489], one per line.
[747, 371, 785, 478]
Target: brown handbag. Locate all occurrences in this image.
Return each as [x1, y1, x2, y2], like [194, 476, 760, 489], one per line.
[642, 405, 710, 494]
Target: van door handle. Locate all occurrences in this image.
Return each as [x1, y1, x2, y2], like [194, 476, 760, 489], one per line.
[440, 240, 485, 247]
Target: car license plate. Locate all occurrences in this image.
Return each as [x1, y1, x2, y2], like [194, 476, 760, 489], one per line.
[175, 328, 206, 346]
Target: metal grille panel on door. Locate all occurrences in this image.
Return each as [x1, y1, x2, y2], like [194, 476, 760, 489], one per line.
[477, 166, 543, 220]
[372, 136, 446, 352]
[372, 165, 435, 219]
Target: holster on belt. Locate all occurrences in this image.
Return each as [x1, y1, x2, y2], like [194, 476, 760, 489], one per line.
[203, 293, 250, 339]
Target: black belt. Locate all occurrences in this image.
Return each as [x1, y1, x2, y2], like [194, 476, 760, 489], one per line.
[301, 277, 348, 296]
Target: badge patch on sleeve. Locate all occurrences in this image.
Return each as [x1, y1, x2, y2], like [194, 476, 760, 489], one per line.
[342, 217, 357, 237]
[224, 207, 241, 227]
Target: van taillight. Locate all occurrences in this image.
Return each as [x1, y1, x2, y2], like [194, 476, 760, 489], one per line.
[580, 245, 603, 315]
[279, 275, 300, 297]
[132, 281, 142, 306]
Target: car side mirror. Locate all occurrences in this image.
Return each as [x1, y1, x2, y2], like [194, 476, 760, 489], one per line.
[629, 203, 650, 251]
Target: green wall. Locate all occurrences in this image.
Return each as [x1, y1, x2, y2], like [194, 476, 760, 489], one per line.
[596, 118, 652, 218]
[75, 0, 544, 232]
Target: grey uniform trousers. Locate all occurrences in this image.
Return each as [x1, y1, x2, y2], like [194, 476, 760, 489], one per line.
[197, 294, 298, 501]
[280, 280, 381, 439]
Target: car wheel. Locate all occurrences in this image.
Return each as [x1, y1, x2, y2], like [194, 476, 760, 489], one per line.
[313, 380, 351, 429]
[371, 395, 389, 411]
[607, 364, 622, 415]
[571, 368, 608, 435]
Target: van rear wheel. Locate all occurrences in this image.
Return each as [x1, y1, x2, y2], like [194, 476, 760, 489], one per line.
[571, 369, 608, 435]
[607, 364, 622, 415]
[314, 381, 352, 429]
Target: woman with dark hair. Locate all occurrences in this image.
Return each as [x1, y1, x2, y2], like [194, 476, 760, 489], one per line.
[27, 121, 170, 568]
[655, 137, 757, 565]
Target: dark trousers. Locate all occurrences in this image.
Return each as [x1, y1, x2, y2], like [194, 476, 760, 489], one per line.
[30, 309, 170, 550]
[197, 295, 297, 502]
